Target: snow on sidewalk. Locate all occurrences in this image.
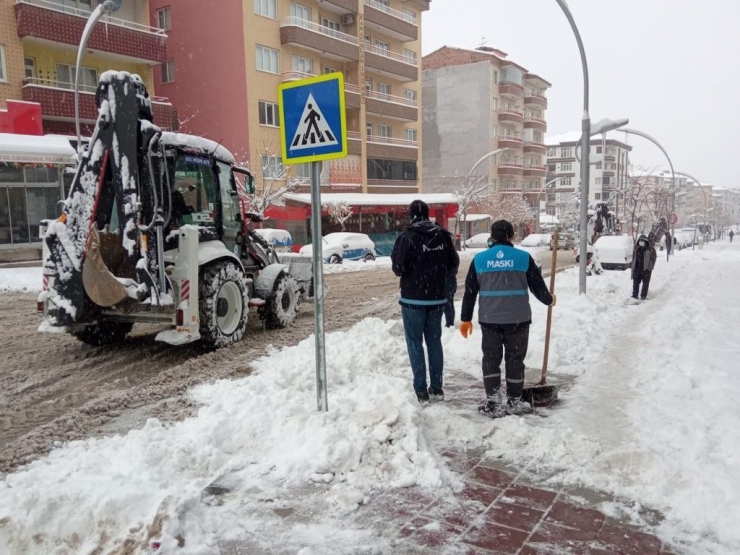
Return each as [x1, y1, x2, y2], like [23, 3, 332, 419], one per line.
[0, 243, 738, 554]
[0, 266, 42, 293]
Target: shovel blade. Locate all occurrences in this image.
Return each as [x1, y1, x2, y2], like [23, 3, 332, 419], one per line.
[82, 226, 129, 307]
[521, 383, 559, 407]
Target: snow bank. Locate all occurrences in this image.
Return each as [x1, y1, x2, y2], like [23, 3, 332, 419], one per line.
[0, 266, 42, 293]
[322, 256, 392, 274]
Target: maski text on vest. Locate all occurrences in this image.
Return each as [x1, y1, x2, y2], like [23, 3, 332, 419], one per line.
[487, 259, 514, 269]
[423, 244, 445, 252]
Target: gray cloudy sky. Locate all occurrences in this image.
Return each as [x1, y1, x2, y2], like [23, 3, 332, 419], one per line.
[422, 0, 740, 188]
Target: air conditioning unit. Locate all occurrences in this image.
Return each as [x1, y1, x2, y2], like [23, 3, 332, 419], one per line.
[341, 14, 355, 25]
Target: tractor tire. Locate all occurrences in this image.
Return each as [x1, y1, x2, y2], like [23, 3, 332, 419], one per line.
[263, 272, 300, 330]
[199, 261, 249, 348]
[73, 321, 133, 346]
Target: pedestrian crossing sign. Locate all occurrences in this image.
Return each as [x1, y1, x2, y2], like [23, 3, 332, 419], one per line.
[279, 73, 348, 164]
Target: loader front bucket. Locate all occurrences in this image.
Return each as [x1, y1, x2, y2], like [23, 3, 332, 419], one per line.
[82, 225, 129, 307]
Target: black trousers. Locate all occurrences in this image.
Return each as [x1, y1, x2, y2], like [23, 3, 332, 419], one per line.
[481, 323, 529, 398]
[632, 271, 652, 299]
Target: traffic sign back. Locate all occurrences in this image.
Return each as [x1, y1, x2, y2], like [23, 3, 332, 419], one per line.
[279, 73, 348, 164]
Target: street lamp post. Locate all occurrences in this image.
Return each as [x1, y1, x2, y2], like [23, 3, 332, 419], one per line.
[675, 171, 710, 250]
[534, 177, 564, 233]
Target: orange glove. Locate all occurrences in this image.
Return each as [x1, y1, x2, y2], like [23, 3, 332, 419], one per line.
[459, 321, 473, 338]
[550, 294, 557, 307]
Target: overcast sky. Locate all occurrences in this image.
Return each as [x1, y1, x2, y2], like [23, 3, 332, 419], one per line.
[422, 0, 740, 188]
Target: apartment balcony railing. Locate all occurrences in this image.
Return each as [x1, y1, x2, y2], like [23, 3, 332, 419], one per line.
[363, 0, 418, 41]
[524, 165, 547, 177]
[367, 134, 417, 147]
[523, 141, 547, 154]
[343, 83, 418, 120]
[364, 43, 418, 82]
[15, 0, 167, 63]
[367, 179, 419, 188]
[524, 116, 547, 131]
[498, 135, 523, 149]
[348, 131, 418, 160]
[524, 90, 548, 108]
[498, 162, 524, 176]
[499, 80, 524, 97]
[281, 71, 316, 82]
[280, 17, 360, 61]
[499, 108, 524, 123]
[364, 43, 417, 66]
[22, 77, 174, 129]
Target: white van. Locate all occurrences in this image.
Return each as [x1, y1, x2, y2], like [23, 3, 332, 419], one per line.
[594, 235, 634, 270]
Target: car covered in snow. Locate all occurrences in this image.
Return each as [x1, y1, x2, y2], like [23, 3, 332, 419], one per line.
[299, 232, 376, 264]
[549, 232, 575, 251]
[594, 235, 634, 270]
[464, 233, 491, 249]
[520, 233, 551, 248]
[254, 228, 293, 253]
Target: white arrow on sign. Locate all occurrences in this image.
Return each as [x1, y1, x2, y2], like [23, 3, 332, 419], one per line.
[290, 93, 338, 151]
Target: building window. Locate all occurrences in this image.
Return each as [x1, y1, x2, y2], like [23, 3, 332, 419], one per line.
[157, 7, 172, 30]
[24, 57, 36, 80]
[0, 46, 7, 83]
[377, 124, 392, 139]
[62, 0, 92, 12]
[256, 45, 279, 73]
[295, 163, 311, 180]
[321, 17, 340, 33]
[594, 193, 601, 200]
[595, 162, 602, 170]
[547, 148, 556, 157]
[402, 8, 417, 23]
[561, 162, 572, 172]
[323, 66, 338, 74]
[367, 158, 417, 181]
[258, 101, 279, 127]
[404, 89, 417, 104]
[405, 129, 417, 142]
[290, 2, 311, 20]
[161, 59, 175, 83]
[491, 96, 498, 111]
[491, 124, 497, 138]
[376, 82, 391, 96]
[595, 177, 601, 185]
[292, 55, 313, 75]
[561, 147, 572, 158]
[260, 155, 283, 179]
[57, 63, 98, 91]
[403, 49, 418, 63]
[364, 78, 372, 93]
[596, 146, 602, 154]
[375, 40, 390, 52]
[491, 69, 499, 85]
[562, 178, 571, 187]
[254, 0, 276, 19]
[366, 122, 373, 137]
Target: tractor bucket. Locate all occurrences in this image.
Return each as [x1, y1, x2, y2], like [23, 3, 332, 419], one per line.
[82, 225, 129, 307]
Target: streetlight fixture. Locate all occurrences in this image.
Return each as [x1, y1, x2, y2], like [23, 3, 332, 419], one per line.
[466, 147, 513, 181]
[575, 118, 631, 164]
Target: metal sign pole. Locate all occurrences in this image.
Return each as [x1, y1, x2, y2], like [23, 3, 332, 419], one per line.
[310, 161, 328, 412]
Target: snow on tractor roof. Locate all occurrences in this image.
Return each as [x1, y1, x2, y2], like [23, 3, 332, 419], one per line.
[160, 132, 235, 164]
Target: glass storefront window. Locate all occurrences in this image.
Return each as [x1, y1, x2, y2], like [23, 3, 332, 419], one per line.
[0, 188, 10, 245]
[44, 188, 61, 221]
[8, 187, 29, 243]
[26, 187, 46, 242]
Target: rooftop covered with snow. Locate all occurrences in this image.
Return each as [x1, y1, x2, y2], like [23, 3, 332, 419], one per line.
[0, 133, 76, 164]
[283, 193, 459, 207]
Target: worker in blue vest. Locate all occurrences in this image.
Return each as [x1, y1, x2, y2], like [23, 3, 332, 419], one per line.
[460, 220, 555, 417]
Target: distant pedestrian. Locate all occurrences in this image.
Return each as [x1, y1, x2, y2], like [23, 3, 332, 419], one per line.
[665, 231, 672, 256]
[631, 234, 657, 300]
[730, 230, 735, 243]
[459, 220, 555, 418]
[391, 200, 459, 403]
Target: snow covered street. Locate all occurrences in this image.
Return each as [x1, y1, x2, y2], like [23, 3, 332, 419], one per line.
[0, 243, 738, 554]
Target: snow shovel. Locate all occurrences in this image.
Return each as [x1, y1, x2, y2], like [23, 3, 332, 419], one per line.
[521, 231, 559, 407]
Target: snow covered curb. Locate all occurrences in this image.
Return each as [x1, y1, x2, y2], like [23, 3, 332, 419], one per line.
[321, 256, 392, 274]
[0, 266, 42, 293]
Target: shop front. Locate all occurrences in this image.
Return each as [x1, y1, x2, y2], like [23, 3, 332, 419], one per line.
[0, 134, 77, 262]
[264, 193, 459, 256]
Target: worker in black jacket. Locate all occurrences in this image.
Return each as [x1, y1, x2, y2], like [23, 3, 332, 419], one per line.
[391, 200, 459, 403]
[460, 220, 555, 417]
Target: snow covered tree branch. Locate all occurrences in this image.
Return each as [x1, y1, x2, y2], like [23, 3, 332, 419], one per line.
[242, 141, 302, 218]
[483, 193, 535, 225]
[324, 200, 353, 231]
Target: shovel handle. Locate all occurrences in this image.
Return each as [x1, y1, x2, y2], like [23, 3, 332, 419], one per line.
[541, 230, 558, 384]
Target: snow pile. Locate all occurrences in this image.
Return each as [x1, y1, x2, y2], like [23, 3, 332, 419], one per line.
[0, 266, 42, 293]
[322, 256, 392, 274]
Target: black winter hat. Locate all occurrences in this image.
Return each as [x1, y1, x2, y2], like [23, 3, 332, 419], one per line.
[491, 220, 515, 243]
[409, 199, 430, 222]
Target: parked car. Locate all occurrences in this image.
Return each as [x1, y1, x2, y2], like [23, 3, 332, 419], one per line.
[299, 232, 376, 264]
[254, 228, 293, 253]
[520, 233, 551, 248]
[464, 233, 491, 249]
[549, 232, 575, 251]
[594, 235, 634, 270]
[676, 228, 698, 248]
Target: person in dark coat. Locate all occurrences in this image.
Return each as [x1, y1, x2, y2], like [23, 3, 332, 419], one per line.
[631, 234, 657, 300]
[460, 220, 555, 417]
[391, 200, 459, 403]
[730, 230, 735, 243]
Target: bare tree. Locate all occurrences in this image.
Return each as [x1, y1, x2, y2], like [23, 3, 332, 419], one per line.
[453, 173, 489, 248]
[620, 168, 658, 240]
[478, 193, 534, 238]
[324, 200, 353, 231]
[244, 141, 302, 217]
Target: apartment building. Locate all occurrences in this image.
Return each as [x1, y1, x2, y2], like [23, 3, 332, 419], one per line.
[150, 0, 429, 194]
[1, 0, 174, 135]
[422, 45, 551, 209]
[545, 133, 632, 223]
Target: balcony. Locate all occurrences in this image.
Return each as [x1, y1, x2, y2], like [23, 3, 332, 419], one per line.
[364, 0, 418, 41]
[364, 44, 418, 82]
[499, 81, 524, 98]
[22, 78, 174, 130]
[367, 179, 419, 194]
[15, 0, 167, 64]
[344, 83, 418, 121]
[497, 163, 524, 176]
[280, 17, 359, 62]
[524, 117, 547, 132]
[524, 91, 548, 108]
[319, 0, 358, 14]
[347, 131, 418, 160]
[523, 141, 547, 154]
[498, 109, 523, 124]
[524, 165, 547, 177]
[498, 135, 523, 150]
